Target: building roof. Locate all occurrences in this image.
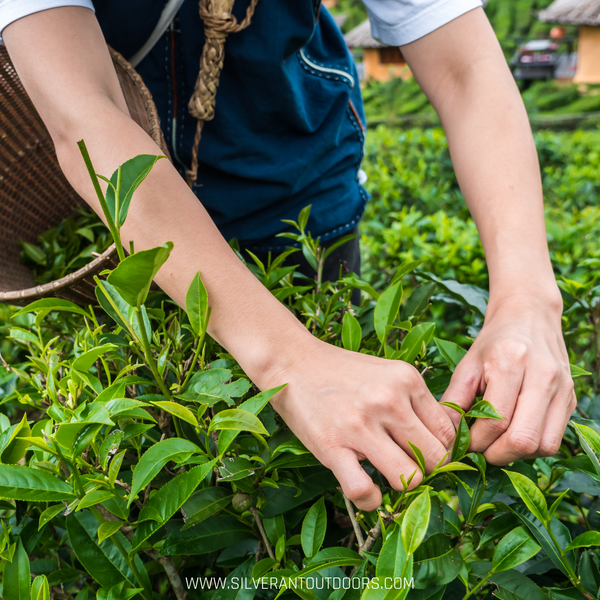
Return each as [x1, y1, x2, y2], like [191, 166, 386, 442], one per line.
[332, 13, 347, 29]
[344, 20, 387, 49]
[539, 0, 600, 26]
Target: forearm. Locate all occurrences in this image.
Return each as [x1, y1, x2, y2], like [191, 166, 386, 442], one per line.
[401, 9, 561, 308]
[58, 109, 312, 384]
[4, 8, 313, 388]
[436, 58, 558, 304]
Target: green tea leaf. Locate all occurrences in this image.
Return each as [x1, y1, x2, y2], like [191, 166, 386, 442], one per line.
[138, 460, 217, 524]
[31, 575, 49, 600]
[434, 338, 467, 372]
[128, 438, 200, 507]
[565, 531, 600, 551]
[185, 271, 209, 337]
[377, 526, 409, 579]
[404, 281, 437, 318]
[38, 504, 65, 530]
[0, 465, 75, 501]
[402, 490, 431, 555]
[105, 154, 166, 226]
[571, 364, 592, 378]
[413, 532, 464, 588]
[97, 521, 123, 544]
[466, 400, 504, 420]
[209, 409, 268, 436]
[492, 526, 542, 572]
[13, 299, 90, 319]
[503, 470, 548, 524]
[160, 516, 253, 555]
[107, 243, 173, 308]
[398, 322, 435, 364]
[79, 490, 115, 511]
[301, 497, 327, 558]
[181, 486, 233, 530]
[150, 401, 198, 427]
[451, 417, 470, 462]
[342, 311, 362, 352]
[3, 538, 30, 600]
[374, 282, 403, 344]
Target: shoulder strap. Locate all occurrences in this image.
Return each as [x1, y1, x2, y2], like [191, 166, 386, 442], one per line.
[129, 0, 186, 67]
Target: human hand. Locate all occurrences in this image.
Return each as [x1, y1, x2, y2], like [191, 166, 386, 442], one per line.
[441, 292, 576, 465]
[263, 338, 456, 511]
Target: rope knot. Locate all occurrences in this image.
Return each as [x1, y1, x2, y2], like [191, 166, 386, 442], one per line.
[186, 0, 259, 187]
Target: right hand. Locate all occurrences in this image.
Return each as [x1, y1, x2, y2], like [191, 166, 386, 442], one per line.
[262, 337, 456, 511]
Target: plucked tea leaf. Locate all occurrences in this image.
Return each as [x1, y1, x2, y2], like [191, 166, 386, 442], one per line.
[466, 400, 504, 420]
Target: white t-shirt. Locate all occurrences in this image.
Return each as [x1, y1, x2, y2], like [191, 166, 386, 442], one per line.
[0, 0, 482, 47]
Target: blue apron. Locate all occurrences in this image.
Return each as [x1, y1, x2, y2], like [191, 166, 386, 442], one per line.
[95, 0, 368, 251]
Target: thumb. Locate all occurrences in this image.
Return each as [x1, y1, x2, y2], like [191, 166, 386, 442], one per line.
[440, 359, 482, 428]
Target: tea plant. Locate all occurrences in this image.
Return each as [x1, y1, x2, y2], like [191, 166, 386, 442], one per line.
[1, 146, 600, 600]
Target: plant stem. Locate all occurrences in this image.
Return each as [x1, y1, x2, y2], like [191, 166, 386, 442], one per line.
[461, 572, 492, 600]
[250, 507, 275, 560]
[135, 308, 171, 400]
[77, 140, 125, 262]
[546, 524, 592, 599]
[89, 506, 152, 600]
[341, 491, 365, 548]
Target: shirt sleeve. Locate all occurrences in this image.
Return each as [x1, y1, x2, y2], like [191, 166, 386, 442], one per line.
[0, 0, 94, 42]
[362, 0, 483, 46]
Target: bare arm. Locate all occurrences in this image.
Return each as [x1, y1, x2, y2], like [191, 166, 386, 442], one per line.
[400, 8, 575, 463]
[3, 7, 455, 510]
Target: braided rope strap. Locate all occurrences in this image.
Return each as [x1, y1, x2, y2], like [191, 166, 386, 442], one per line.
[186, 0, 259, 188]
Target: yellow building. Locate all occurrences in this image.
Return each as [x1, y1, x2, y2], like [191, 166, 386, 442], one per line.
[540, 0, 600, 83]
[344, 20, 411, 82]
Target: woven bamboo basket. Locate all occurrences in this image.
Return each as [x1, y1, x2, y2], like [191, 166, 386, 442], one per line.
[0, 45, 170, 306]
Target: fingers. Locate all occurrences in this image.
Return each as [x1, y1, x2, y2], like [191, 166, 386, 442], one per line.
[440, 359, 482, 428]
[327, 447, 382, 511]
[387, 413, 451, 472]
[481, 363, 574, 465]
[410, 380, 457, 454]
[365, 434, 423, 493]
[468, 358, 524, 453]
[537, 387, 576, 457]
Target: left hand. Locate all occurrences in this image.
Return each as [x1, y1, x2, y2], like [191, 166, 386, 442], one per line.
[441, 292, 576, 465]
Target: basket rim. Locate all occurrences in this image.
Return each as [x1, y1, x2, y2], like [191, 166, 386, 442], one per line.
[0, 244, 116, 303]
[0, 47, 165, 305]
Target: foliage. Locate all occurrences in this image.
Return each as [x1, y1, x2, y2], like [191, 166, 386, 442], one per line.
[1, 139, 600, 600]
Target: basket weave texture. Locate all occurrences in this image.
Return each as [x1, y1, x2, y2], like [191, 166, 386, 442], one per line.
[0, 46, 169, 306]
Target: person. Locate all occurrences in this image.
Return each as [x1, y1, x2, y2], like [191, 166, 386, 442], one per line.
[1, 0, 575, 511]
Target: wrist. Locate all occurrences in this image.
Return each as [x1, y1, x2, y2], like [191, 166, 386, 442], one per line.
[487, 283, 563, 319]
[234, 318, 319, 392]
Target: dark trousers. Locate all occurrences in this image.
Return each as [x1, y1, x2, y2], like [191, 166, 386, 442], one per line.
[250, 226, 361, 303]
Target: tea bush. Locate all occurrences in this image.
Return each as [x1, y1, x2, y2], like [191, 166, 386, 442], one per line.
[1, 133, 600, 600]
